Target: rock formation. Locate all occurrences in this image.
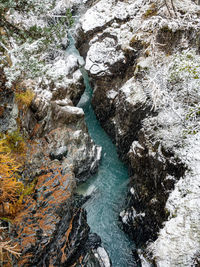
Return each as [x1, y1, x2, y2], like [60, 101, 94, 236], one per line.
[77, 0, 200, 265]
[0, 1, 110, 265]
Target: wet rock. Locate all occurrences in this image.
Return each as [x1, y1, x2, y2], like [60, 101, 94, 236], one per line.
[86, 233, 101, 249]
[73, 141, 102, 182]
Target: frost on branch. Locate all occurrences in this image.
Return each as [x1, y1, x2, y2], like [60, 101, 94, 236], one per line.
[0, 0, 74, 90]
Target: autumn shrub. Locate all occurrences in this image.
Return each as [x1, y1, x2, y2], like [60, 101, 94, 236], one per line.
[0, 141, 22, 263]
[4, 131, 27, 154]
[0, 138, 24, 217]
[0, 139, 21, 178]
[15, 90, 35, 110]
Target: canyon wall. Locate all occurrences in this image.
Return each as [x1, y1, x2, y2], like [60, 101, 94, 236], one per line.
[77, 0, 200, 265]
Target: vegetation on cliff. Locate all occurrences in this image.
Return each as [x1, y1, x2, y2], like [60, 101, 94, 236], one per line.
[0, 0, 75, 264]
[0, 135, 25, 263]
[0, 0, 73, 89]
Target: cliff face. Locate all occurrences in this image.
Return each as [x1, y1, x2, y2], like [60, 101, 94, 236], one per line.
[77, 0, 200, 265]
[0, 1, 112, 266]
[11, 91, 102, 266]
[0, 48, 107, 266]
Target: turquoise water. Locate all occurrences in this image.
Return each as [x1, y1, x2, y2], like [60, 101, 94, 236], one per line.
[67, 33, 136, 266]
[77, 70, 136, 266]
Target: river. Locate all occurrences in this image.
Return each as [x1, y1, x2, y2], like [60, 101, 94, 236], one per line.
[67, 28, 137, 267]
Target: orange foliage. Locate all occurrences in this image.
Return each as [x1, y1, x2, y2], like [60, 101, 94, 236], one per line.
[0, 139, 24, 217]
[0, 141, 21, 178]
[0, 178, 24, 215]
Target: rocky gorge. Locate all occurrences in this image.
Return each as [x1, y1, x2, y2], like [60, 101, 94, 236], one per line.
[0, 0, 200, 266]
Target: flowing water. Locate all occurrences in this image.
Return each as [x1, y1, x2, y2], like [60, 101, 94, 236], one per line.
[67, 33, 136, 266]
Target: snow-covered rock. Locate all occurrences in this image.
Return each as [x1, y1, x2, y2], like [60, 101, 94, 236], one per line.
[85, 36, 126, 76]
[148, 134, 200, 267]
[78, 0, 200, 265]
[94, 247, 112, 267]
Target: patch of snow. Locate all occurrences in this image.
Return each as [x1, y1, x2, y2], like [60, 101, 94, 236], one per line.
[46, 56, 78, 80]
[73, 69, 82, 80]
[137, 57, 153, 70]
[55, 99, 73, 106]
[62, 105, 84, 115]
[107, 90, 118, 99]
[120, 210, 129, 224]
[130, 187, 135, 195]
[120, 78, 147, 106]
[72, 130, 82, 139]
[80, 0, 114, 33]
[80, 0, 144, 33]
[129, 141, 145, 155]
[85, 37, 126, 76]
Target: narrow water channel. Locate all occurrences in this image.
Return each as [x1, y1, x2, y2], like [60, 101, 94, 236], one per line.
[67, 34, 136, 266]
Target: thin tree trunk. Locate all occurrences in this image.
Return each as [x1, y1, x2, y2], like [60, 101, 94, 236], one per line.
[164, 0, 172, 16]
[170, 0, 177, 17]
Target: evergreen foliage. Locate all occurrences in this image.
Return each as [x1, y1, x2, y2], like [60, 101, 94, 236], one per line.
[0, 0, 72, 87]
